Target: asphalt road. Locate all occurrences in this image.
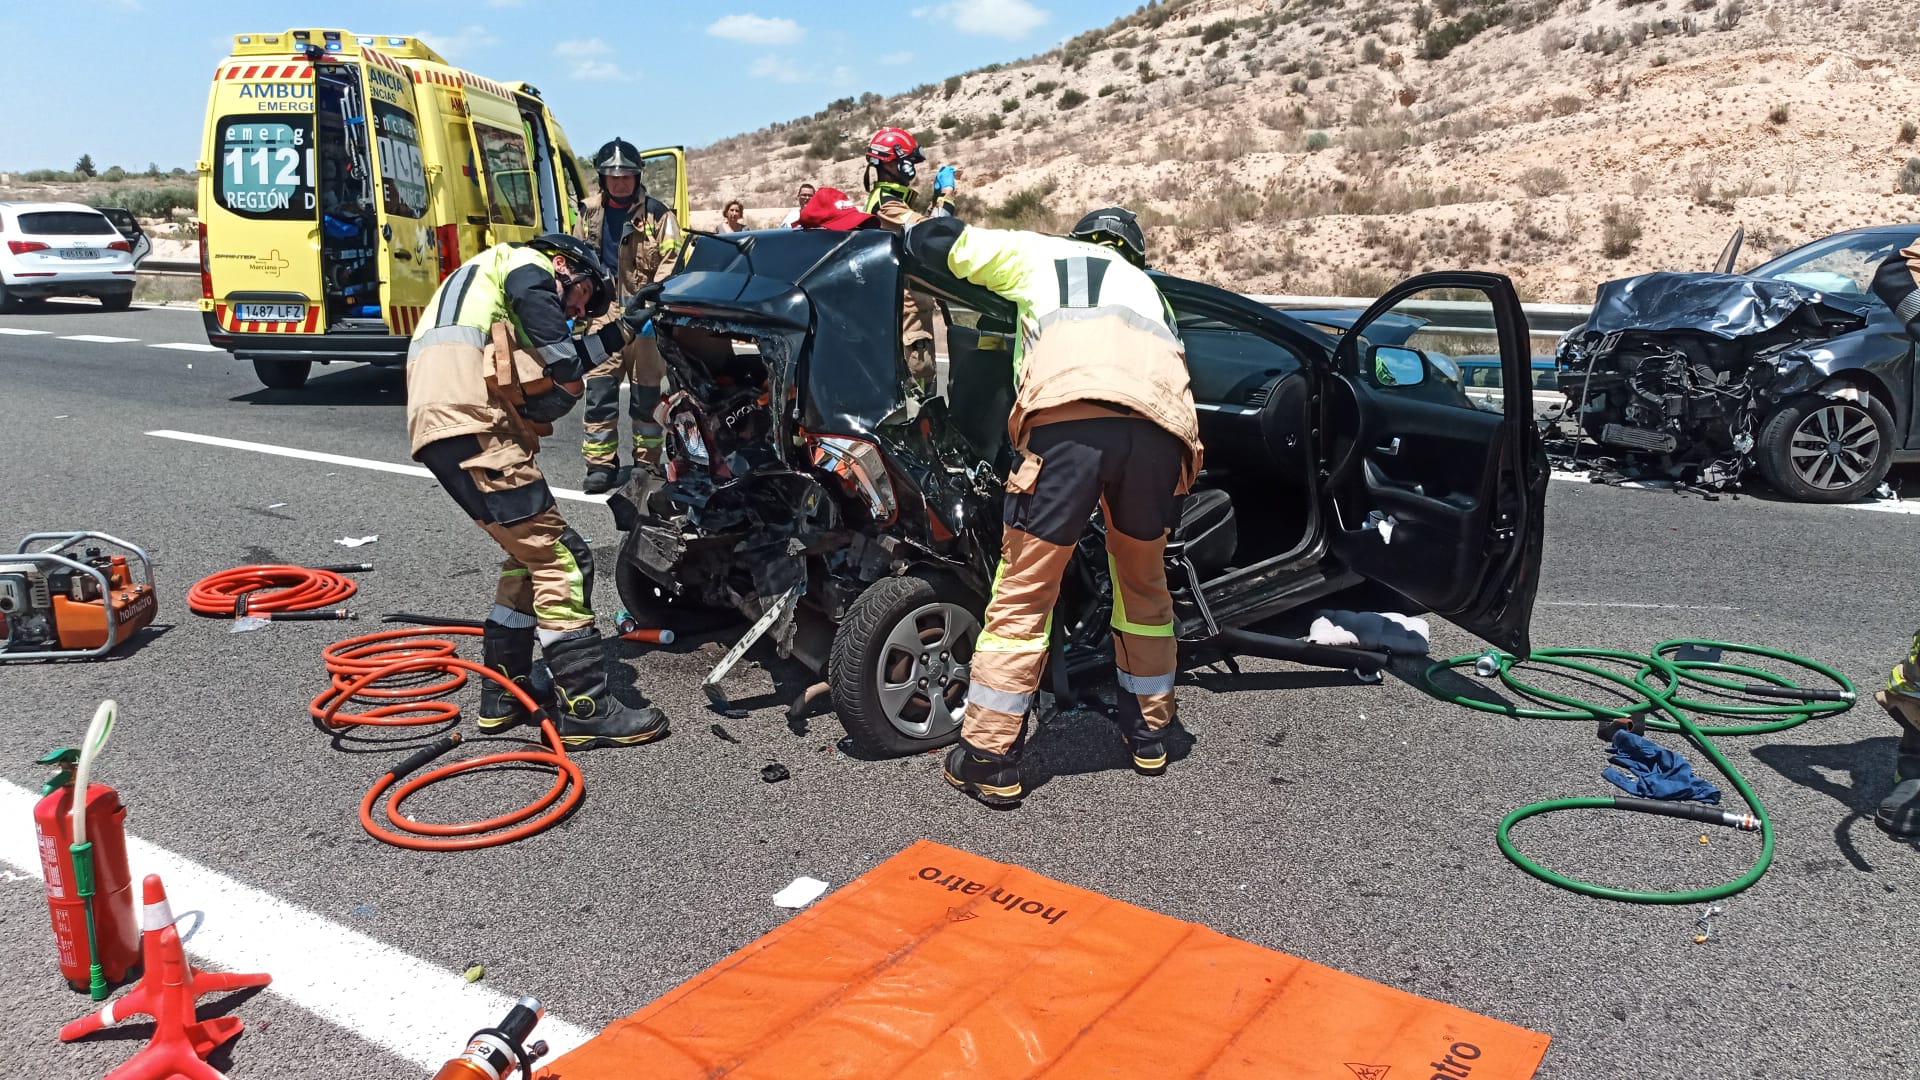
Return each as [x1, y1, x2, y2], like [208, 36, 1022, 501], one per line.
[2, 300, 1917, 1079]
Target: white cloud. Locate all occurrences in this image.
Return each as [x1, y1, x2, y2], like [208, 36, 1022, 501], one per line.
[912, 0, 1049, 39]
[707, 14, 806, 45]
[879, 50, 914, 65]
[554, 37, 636, 81]
[748, 55, 810, 83]
[414, 25, 499, 61]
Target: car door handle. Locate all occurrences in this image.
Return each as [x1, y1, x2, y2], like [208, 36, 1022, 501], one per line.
[392, 249, 413, 261]
[1374, 437, 1401, 456]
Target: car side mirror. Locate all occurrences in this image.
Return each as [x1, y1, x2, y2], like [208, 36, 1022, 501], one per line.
[1368, 344, 1428, 388]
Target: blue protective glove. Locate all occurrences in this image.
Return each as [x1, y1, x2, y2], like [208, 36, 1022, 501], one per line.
[934, 164, 957, 193]
[639, 318, 655, 338]
[1602, 729, 1721, 803]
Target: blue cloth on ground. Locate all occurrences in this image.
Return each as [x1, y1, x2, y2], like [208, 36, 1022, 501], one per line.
[1603, 729, 1720, 803]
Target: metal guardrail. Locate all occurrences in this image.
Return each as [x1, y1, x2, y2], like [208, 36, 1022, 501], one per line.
[139, 259, 198, 278]
[1251, 294, 1593, 338]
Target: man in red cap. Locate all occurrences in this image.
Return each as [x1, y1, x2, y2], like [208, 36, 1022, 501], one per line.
[798, 186, 939, 398]
[797, 186, 877, 230]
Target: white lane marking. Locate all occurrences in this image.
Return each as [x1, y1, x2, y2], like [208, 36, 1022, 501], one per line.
[145, 430, 611, 505]
[1542, 601, 1741, 611]
[0, 779, 590, 1069]
[0, 327, 53, 335]
[1549, 468, 1920, 514]
[150, 342, 221, 352]
[59, 334, 139, 343]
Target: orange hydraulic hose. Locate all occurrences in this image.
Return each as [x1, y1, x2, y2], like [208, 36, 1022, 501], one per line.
[312, 627, 584, 851]
[189, 564, 359, 618]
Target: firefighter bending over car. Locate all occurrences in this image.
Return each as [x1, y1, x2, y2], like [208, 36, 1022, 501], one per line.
[1866, 239, 1920, 837]
[861, 127, 953, 398]
[577, 138, 683, 494]
[407, 232, 669, 749]
[904, 207, 1201, 806]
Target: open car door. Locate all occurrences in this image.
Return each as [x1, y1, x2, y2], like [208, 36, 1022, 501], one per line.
[1319, 272, 1548, 656]
[638, 146, 688, 238]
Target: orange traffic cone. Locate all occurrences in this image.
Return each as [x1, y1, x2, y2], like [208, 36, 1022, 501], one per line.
[59, 874, 272, 1078]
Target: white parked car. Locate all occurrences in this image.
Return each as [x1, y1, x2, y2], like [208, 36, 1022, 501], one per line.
[0, 202, 140, 311]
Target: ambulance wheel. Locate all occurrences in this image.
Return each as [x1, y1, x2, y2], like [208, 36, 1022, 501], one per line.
[830, 571, 983, 758]
[99, 290, 132, 312]
[251, 357, 311, 389]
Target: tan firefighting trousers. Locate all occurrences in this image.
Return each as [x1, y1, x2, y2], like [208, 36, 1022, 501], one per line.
[582, 330, 666, 468]
[961, 407, 1187, 755]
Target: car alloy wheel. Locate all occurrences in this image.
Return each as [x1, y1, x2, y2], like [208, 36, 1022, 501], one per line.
[1788, 401, 1881, 492]
[874, 600, 979, 741]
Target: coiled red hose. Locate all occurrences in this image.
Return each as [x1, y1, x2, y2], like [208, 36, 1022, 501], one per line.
[188, 564, 358, 617]
[311, 627, 583, 851]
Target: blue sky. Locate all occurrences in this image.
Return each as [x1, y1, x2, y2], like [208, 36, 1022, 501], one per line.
[0, 0, 1140, 172]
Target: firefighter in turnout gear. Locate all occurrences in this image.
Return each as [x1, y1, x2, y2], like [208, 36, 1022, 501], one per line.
[407, 232, 670, 749]
[1867, 240, 1920, 836]
[903, 214, 1201, 806]
[862, 127, 947, 396]
[576, 138, 683, 494]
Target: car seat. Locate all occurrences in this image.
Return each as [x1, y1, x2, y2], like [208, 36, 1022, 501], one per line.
[1172, 488, 1237, 573]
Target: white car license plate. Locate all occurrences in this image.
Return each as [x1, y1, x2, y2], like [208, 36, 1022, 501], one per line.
[236, 303, 306, 322]
[59, 247, 99, 259]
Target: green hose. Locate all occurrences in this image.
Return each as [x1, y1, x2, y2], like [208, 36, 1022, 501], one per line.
[1421, 639, 1855, 904]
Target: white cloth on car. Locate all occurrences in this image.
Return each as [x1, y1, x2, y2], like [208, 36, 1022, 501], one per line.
[1306, 610, 1431, 655]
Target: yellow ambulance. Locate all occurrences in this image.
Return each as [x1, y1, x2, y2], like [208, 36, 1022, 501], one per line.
[196, 29, 683, 390]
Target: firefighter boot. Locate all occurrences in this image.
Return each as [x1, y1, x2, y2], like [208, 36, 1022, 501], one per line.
[476, 619, 538, 734]
[581, 461, 621, 495]
[1874, 690, 1920, 837]
[943, 742, 1023, 807]
[543, 628, 670, 749]
[1107, 695, 1169, 776]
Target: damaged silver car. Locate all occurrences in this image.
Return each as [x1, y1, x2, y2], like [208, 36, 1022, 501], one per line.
[1552, 224, 1920, 501]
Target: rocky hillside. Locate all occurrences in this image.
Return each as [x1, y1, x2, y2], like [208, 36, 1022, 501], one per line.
[691, 0, 1920, 302]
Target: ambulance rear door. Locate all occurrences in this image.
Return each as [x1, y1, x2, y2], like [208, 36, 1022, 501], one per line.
[355, 46, 436, 336]
[462, 81, 542, 246]
[201, 52, 326, 333]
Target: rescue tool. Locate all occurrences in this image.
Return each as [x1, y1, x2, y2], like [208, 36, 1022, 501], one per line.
[0, 532, 156, 661]
[432, 996, 550, 1080]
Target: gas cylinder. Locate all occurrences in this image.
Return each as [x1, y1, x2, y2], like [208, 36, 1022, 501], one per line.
[34, 781, 140, 991]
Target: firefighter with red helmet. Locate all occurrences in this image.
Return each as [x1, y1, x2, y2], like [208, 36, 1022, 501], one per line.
[861, 126, 951, 395]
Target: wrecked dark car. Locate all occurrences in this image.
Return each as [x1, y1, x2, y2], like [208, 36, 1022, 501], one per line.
[1553, 224, 1920, 501]
[611, 226, 1548, 757]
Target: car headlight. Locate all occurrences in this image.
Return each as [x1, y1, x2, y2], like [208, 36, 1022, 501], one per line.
[808, 434, 897, 525]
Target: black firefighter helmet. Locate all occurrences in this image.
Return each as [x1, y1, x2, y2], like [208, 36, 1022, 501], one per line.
[527, 233, 613, 319]
[1068, 206, 1147, 268]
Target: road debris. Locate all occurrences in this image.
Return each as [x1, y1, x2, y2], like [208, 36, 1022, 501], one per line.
[772, 876, 828, 909]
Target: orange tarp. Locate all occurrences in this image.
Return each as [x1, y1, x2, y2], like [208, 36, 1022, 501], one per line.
[542, 840, 1549, 1079]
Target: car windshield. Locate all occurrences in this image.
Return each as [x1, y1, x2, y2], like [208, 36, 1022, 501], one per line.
[18, 211, 116, 236]
[1750, 230, 1912, 296]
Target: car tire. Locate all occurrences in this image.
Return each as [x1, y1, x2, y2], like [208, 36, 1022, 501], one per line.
[0, 281, 19, 313]
[830, 571, 984, 758]
[1755, 390, 1894, 503]
[251, 357, 312, 390]
[99, 291, 132, 312]
[611, 525, 739, 632]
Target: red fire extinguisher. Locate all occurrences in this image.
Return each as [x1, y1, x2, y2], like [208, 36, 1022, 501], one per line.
[33, 702, 139, 996]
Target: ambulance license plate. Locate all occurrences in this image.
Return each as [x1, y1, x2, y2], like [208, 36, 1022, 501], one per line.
[236, 303, 306, 322]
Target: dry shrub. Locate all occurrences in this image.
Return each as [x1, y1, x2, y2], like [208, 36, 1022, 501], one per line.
[1600, 203, 1643, 258]
[1516, 166, 1568, 197]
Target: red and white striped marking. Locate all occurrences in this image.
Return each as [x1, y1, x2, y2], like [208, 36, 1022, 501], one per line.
[220, 63, 313, 80]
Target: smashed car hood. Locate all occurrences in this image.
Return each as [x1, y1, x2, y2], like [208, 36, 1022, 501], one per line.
[1583, 272, 1871, 339]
